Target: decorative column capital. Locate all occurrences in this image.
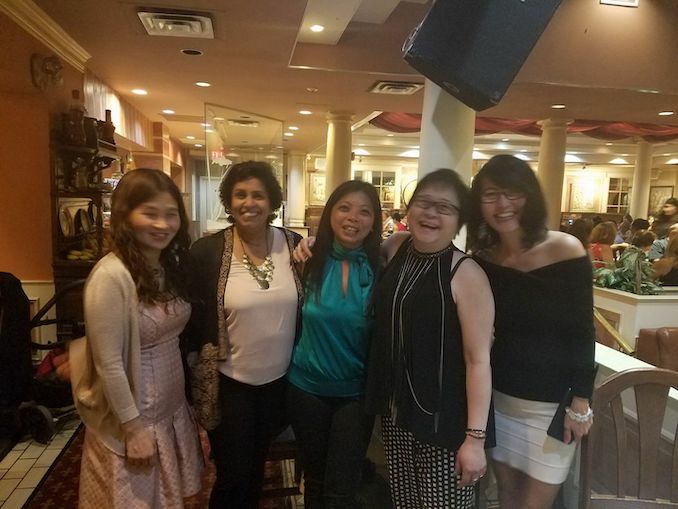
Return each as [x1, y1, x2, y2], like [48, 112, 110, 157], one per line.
[326, 111, 354, 123]
[537, 118, 573, 131]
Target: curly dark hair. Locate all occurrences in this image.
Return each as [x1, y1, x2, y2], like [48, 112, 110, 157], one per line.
[110, 168, 192, 303]
[468, 155, 547, 251]
[219, 161, 282, 223]
[304, 180, 382, 300]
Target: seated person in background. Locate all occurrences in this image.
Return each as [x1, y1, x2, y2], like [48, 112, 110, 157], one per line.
[653, 235, 678, 286]
[628, 218, 650, 241]
[391, 211, 407, 232]
[617, 229, 656, 269]
[588, 221, 617, 268]
[615, 213, 633, 244]
[648, 223, 678, 261]
[568, 218, 593, 249]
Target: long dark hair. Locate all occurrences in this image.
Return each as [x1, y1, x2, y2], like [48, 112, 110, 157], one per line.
[304, 180, 382, 298]
[110, 168, 192, 302]
[469, 155, 547, 251]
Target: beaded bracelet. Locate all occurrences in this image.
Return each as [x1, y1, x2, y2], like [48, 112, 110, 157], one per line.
[465, 428, 487, 439]
[565, 406, 594, 423]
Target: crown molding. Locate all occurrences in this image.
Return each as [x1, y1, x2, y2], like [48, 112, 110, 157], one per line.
[0, 0, 90, 72]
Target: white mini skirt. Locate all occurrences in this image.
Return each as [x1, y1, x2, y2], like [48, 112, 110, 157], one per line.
[489, 389, 577, 485]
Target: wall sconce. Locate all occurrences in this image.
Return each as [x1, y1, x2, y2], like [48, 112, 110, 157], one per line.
[30, 53, 64, 91]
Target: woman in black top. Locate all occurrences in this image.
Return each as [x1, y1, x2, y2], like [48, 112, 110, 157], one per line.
[366, 169, 495, 508]
[468, 155, 596, 509]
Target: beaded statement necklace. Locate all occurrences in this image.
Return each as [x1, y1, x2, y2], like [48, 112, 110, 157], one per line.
[239, 228, 275, 289]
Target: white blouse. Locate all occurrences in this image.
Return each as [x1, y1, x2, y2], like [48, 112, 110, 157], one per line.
[219, 228, 298, 385]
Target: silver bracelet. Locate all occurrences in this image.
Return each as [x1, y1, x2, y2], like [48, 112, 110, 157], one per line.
[565, 406, 593, 423]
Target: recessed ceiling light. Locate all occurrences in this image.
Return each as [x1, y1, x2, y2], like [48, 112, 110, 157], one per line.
[194, 144, 203, 148]
[306, 87, 319, 93]
[551, 104, 566, 109]
[659, 111, 675, 116]
[299, 110, 312, 115]
[399, 149, 419, 158]
[387, 134, 394, 137]
[195, 81, 211, 87]
[213, 116, 224, 121]
[609, 157, 629, 164]
[519, 149, 528, 153]
[205, 129, 214, 133]
[162, 109, 175, 114]
[501, 138, 509, 142]
[201, 123, 211, 127]
[181, 49, 203, 56]
[309, 24, 325, 32]
[186, 135, 196, 140]
[515, 154, 531, 161]
[354, 148, 370, 156]
[265, 155, 277, 160]
[284, 132, 294, 137]
[288, 126, 299, 131]
[564, 154, 583, 163]
[666, 158, 678, 164]
[358, 143, 366, 147]
[132, 88, 148, 95]
[605, 142, 613, 146]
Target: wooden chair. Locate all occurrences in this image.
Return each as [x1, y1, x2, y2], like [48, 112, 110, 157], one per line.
[579, 367, 678, 508]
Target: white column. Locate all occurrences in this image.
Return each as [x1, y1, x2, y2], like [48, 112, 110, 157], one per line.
[537, 119, 569, 230]
[418, 79, 475, 183]
[286, 151, 306, 227]
[418, 79, 476, 249]
[324, 111, 353, 198]
[630, 140, 653, 219]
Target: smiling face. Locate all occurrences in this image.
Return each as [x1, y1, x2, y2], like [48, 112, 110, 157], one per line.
[479, 179, 527, 236]
[330, 191, 375, 249]
[229, 177, 272, 232]
[407, 185, 460, 252]
[128, 191, 181, 261]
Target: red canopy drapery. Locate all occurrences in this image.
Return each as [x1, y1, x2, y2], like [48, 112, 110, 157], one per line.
[369, 112, 678, 143]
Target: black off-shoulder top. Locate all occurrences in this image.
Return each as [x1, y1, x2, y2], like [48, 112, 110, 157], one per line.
[474, 255, 597, 402]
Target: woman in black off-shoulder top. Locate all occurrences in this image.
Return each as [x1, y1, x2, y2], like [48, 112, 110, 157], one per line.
[468, 155, 596, 509]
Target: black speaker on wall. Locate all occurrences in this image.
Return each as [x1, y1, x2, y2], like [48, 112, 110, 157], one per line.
[403, 0, 562, 111]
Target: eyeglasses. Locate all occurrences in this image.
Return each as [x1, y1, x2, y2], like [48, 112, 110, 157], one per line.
[479, 189, 525, 203]
[409, 198, 459, 216]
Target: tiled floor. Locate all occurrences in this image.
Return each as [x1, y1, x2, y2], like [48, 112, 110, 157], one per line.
[0, 417, 80, 509]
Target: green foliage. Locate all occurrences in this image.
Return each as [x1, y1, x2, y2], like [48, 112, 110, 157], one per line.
[593, 246, 663, 295]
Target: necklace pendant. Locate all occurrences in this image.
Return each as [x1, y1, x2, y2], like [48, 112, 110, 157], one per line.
[258, 279, 270, 290]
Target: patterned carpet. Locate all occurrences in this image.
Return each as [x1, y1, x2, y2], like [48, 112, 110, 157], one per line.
[24, 425, 299, 509]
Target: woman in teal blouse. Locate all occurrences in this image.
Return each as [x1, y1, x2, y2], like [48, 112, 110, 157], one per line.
[287, 180, 382, 509]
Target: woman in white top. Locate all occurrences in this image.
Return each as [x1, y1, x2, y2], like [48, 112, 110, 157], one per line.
[182, 161, 304, 509]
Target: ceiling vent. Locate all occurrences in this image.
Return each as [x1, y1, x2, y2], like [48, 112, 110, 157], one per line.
[227, 119, 260, 128]
[138, 10, 214, 39]
[368, 80, 424, 95]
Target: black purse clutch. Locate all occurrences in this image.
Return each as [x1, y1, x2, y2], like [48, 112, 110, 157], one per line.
[546, 388, 573, 443]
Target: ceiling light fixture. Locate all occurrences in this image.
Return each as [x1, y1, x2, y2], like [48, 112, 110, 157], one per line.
[162, 109, 175, 114]
[387, 134, 394, 137]
[515, 154, 531, 161]
[181, 48, 203, 56]
[306, 87, 319, 93]
[309, 24, 325, 32]
[213, 116, 224, 121]
[205, 129, 214, 133]
[195, 81, 211, 87]
[299, 110, 312, 115]
[658, 111, 675, 116]
[186, 135, 195, 140]
[353, 148, 370, 156]
[600, 0, 639, 7]
[666, 158, 678, 165]
[564, 154, 583, 163]
[551, 104, 566, 109]
[609, 157, 629, 164]
[284, 132, 294, 137]
[288, 126, 299, 131]
[132, 88, 148, 95]
[399, 149, 419, 158]
[201, 123, 211, 127]
[194, 144, 203, 148]
[501, 138, 509, 142]
[605, 142, 613, 146]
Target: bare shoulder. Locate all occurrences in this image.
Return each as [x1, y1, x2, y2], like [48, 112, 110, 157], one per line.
[543, 230, 587, 262]
[452, 256, 491, 291]
[383, 231, 410, 262]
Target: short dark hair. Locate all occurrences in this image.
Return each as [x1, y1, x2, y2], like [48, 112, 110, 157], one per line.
[408, 169, 471, 228]
[469, 155, 547, 251]
[392, 211, 402, 222]
[219, 161, 283, 222]
[304, 180, 382, 299]
[631, 229, 656, 248]
[631, 218, 650, 232]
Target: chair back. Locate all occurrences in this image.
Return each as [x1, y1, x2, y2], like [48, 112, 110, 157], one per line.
[579, 367, 678, 508]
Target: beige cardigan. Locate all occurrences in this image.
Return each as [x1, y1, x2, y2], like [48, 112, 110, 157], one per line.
[70, 252, 141, 455]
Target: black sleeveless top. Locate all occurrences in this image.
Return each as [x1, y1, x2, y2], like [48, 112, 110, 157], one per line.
[365, 239, 495, 451]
